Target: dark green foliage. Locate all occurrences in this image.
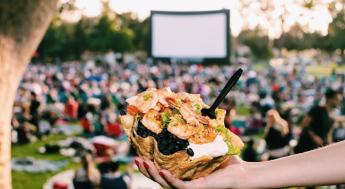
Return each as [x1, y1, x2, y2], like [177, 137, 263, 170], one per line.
[37, 13, 141, 61]
[327, 10, 345, 54]
[238, 28, 273, 60]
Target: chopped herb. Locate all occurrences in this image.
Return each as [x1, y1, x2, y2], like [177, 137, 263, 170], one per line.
[192, 103, 202, 114]
[161, 112, 171, 127]
[143, 93, 152, 101]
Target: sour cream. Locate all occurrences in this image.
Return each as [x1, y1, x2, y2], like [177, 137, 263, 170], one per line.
[188, 135, 228, 160]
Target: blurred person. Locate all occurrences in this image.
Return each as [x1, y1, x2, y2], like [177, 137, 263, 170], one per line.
[295, 89, 342, 154]
[80, 112, 93, 135]
[29, 91, 40, 127]
[73, 153, 100, 189]
[16, 121, 37, 144]
[224, 98, 241, 136]
[245, 102, 263, 135]
[98, 161, 131, 189]
[241, 139, 259, 162]
[264, 109, 290, 160]
[97, 148, 116, 172]
[93, 114, 104, 136]
[104, 116, 122, 138]
[100, 95, 112, 111]
[101, 106, 122, 138]
[64, 95, 79, 120]
[11, 117, 20, 144]
[258, 91, 275, 117]
[37, 111, 53, 137]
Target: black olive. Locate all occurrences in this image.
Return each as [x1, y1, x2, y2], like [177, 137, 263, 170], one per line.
[119, 109, 126, 115]
[153, 128, 190, 155]
[186, 148, 194, 156]
[137, 121, 156, 138]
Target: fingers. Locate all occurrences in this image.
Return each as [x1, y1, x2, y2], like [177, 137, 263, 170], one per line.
[135, 158, 207, 189]
[144, 160, 170, 188]
[134, 158, 150, 178]
[159, 170, 185, 188]
[135, 158, 170, 188]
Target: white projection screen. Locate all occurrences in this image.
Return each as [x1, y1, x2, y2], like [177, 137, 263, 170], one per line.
[150, 10, 230, 63]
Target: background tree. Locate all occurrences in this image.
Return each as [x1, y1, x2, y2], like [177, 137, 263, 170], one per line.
[327, 10, 345, 55]
[0, 1, 58, 188]
[238, 28, 273, 60]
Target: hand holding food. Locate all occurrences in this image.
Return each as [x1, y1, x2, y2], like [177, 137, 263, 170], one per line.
[120, 87, 244, 180]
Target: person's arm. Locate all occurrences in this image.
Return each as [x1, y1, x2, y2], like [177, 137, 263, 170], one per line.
[123, 172, 132, 189]
[276, 118, 289, 136]
[308, 130, 324, 146]
[135, 141, 345, 189]
[88, 164, 101, 186]
[247, 140, 345, 188]
[300, 115, 311, 129]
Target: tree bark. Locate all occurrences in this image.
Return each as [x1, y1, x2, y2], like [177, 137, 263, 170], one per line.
[0, 1, 58, 188]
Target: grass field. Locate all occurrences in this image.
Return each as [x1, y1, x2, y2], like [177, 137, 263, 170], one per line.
[306, 63, 345, 78]
[12, 134, 79, 189]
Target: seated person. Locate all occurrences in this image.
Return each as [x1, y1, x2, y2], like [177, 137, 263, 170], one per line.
[99, 161, 131, 189]
[73, 153, 100, 189]
[242, 139, 259, 162]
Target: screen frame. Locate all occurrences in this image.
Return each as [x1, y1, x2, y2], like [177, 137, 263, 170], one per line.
[149, 9, 230, 64]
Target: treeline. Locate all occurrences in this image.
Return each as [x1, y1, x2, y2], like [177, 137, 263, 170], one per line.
[37, 12, 149, 61]
[237, 11, 345, 60]
[37, 11, 344, 61]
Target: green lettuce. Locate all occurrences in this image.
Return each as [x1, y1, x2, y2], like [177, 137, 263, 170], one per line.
[161, 111, 171, 127]
[215, 125, 241, 155]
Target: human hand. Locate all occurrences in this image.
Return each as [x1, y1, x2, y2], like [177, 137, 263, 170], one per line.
[134, 156, 252, 189]
[266, 109, 281, 123]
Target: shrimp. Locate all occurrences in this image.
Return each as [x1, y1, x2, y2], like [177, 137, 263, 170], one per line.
[158, 87, 173, 107]
[126, 88, 158, 113]
[165, 97, 178, 107]
[141, 109, 163, 134]
[167, 114, 196, 139]
[189, 125, 217, 144]
[177, 92, 208, 108]
[179, 104, 200, 126]
[165, 97, 201, 126]
[196, 115, 210, 125]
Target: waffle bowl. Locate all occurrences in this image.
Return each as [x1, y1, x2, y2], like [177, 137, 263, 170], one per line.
[120, 88, 244, 180]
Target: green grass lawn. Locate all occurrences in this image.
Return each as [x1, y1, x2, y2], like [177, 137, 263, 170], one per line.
[251, 61, 345, 78]
[12, 134, 79, 189]
[236, 105, 250, 116]
[306, 63, 345, 78]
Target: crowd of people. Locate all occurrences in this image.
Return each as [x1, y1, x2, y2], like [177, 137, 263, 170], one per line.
[11, 56, 345, 188]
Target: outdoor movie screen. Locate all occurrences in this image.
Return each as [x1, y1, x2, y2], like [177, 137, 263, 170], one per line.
[150, 9, 230, 62]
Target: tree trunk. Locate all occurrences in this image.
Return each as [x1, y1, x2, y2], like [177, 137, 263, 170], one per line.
[0, 1, 58, 188]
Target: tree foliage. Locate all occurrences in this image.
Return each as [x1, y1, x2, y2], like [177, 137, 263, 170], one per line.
[37, 13, 140, 61]
[238, 28, 273, 60]
[327, 10, 345, 54]
[274, 24, 326, 51]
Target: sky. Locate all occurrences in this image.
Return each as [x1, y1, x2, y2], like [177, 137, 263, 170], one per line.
[61, 0, 342, 38]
